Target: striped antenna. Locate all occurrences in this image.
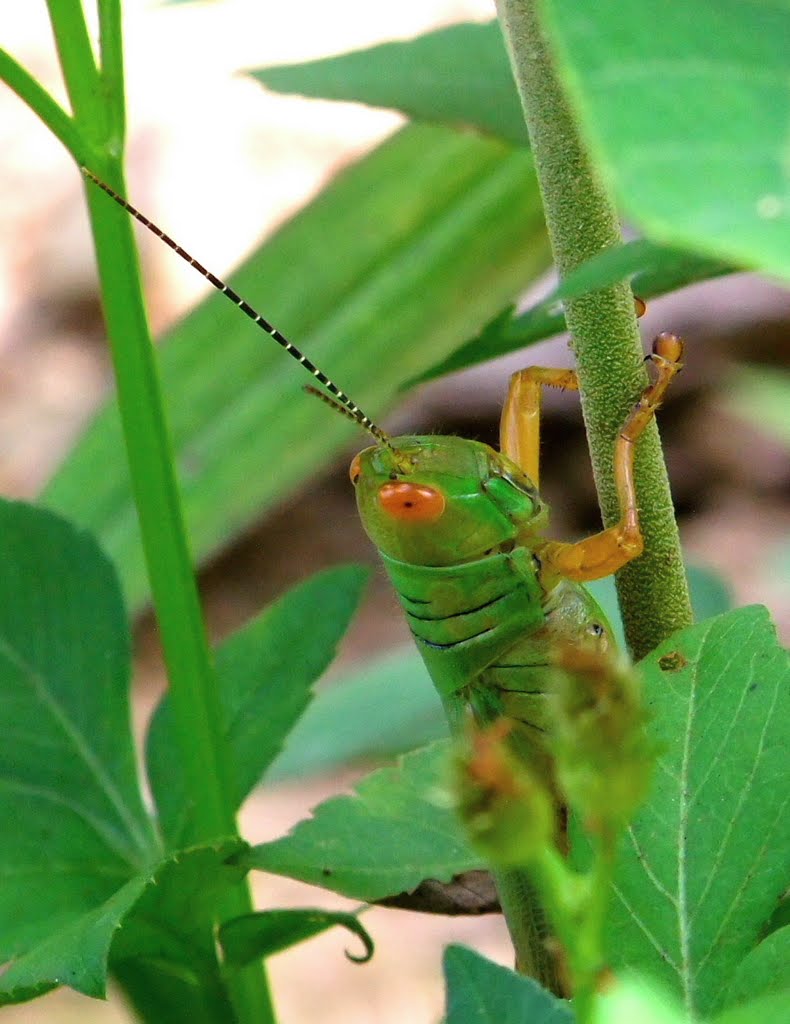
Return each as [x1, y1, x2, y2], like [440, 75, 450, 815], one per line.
[81, 167, 395, 450]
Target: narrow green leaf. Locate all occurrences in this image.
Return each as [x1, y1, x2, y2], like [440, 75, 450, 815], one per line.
[724, 926, 790, 1009]
[602, 606, 790, 1017]
[413, 240, 732, 383]
[0, 499, 158, 965]
[251, 22, 528, 146]
[443, 945, 574, 1024]
[43, 124, 550, 612]
[265, 647, 446, 783]
[220, 909, 373, 966]
[242, 742, 482, 901]
[147, 565, 368, 846]
[543, 0, 790, 279]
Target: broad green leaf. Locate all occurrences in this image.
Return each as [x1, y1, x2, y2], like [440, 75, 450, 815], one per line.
[443, 945, 574, 1024]
[243, 742, 482, 900]
[219, 909, 373, 966]
[110, 842, 241, 1024]
[0, 843, 239, 1006]
[146, 565, 368, 846]
[724, 926, 790, 1009]
[414, 240, 733, 382]
[251, 22, 529, 146]
[543, 1, 790, 279]
[602, 606, 790, 1018]
[0, 499, 158, 967]
[725, 366, 790, 448]
[265, 646, 446, 782]
[43, 125, 550, 612]
[0, 876, 148, 1003]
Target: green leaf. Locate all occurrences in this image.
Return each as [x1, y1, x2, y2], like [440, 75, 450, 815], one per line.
[147, 565, 368, 846]
[110, 842, 242, 1024]
[0, 842, 239, 1006]
[724, 926, 790, 1009]
[265, 646, 446, 782]
[712, 990, 790, 1024]
[543, 1, 790, 280]
[443, 945, 574, 1024]
[593, 974, 686, 1024]
[0, 876, 149, 1003]
[602, 606, 790, 1017]
[413, 240, 733, 382]
[0, 499, 158, 969]
[242, 742, 482, 900]
[725, 366, 790, 448]
[251, 22, 529, 146]
[43, 124, 550, 612]
[219, 909, 373, 966]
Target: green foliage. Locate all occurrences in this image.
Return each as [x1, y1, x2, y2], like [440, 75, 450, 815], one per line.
[219, 909, 374, 966]
[600, 608, 790, 1017]
[725, 926, 790, 1009]
[542, 0, 790, 278]
[44, 125, 550, 613]
[146, 565, 368, 846]
[251, 23, 529, 146]
[244, 742, 483, 900]
[0, 4, 787, 1023]
[443, 945, 574, 1024]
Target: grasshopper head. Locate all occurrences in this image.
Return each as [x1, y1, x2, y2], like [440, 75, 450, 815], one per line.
[350, 435, 549, 566]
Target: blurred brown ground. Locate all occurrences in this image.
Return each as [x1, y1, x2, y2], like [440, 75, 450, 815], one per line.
[1, 2, 789, 1021]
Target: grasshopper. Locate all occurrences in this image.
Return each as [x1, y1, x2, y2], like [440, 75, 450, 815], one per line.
[83, 169, 683, 989]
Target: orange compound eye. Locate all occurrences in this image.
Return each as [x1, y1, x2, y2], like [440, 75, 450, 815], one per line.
[378, 482, 446, 522]
[349, 454, 362, 485]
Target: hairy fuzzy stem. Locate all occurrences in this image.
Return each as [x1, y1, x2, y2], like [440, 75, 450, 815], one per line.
[496, 0, 692, 659]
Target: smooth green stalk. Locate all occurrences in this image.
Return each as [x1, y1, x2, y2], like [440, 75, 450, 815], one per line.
[2, 6, 276, 1020]
[84, 176, 274, 1024]
[495, 0, 692, 659]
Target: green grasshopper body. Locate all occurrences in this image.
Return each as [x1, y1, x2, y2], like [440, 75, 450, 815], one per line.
[351, 434, 614, 772]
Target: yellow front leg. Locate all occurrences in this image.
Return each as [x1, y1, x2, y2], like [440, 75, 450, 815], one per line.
[536, 333, 684, 583]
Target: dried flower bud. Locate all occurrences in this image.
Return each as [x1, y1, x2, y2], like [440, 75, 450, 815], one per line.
[456, 720, 554, 866]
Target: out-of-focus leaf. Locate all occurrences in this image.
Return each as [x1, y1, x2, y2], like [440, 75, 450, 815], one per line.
[601, 607, 790, 1017]
[724, 926, 790, 1009]
[413, 240, 733, 383]
[43, 125, 550, 612]
[594, 974, 686, 1024]
[242, 742, 481, 900]
[251, 22, 528, 146]
[543, 0, 790, 280]
[219, 909, 373, 966]
[443, 945, 574, 1024]
[725, 366, 790, 448]
[147, 566, 368, 846]
[265, 646, 445, 783]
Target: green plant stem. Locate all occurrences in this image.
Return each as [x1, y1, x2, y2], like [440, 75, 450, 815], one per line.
[0, 48, 93, 161]
[46, 0, 104, 132]
[495, 0, 692, 659]
[0, 4, 277, 1018]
